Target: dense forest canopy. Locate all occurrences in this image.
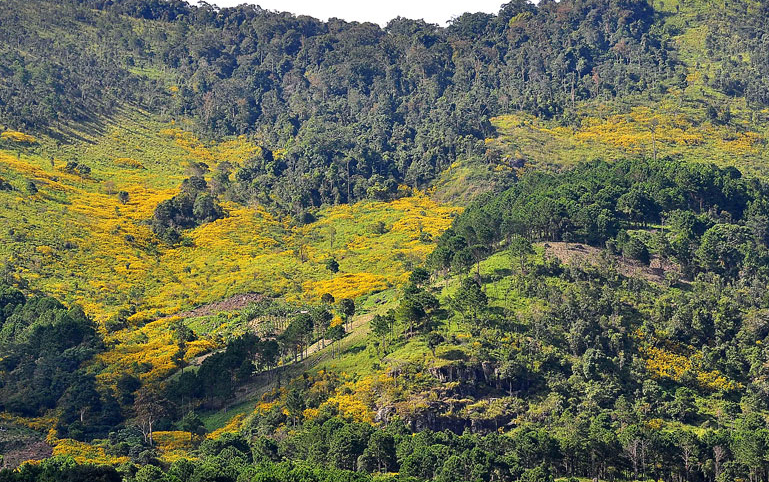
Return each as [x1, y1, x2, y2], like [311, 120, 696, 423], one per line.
[1, 0, 680, 212]
[432, 157, 767, 278]
[5, 0, 769, 213]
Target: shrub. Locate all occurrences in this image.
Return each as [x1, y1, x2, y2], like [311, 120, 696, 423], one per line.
[623, 237, 650, 265]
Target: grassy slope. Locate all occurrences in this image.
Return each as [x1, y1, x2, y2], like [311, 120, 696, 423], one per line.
[0, 107, 462, 463]
[0, 107, 460, 397]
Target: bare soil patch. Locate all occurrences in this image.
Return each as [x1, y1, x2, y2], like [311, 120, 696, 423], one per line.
[540, 241, 682, 284]
[0, 425, 52, 469]
[164, 293, 266, 320]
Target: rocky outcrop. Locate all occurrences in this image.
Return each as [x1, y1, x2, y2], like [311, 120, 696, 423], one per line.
[381, 360, 518, 434]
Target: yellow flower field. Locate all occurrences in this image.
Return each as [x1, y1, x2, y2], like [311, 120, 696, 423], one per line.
[0, 114, 461, 391]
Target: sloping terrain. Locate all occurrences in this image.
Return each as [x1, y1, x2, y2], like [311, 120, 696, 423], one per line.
[4, 0, 769, 481]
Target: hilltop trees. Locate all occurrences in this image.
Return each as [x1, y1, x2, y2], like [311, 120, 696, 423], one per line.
[434, 158, 762, 280]
[2, 0, 680, 212]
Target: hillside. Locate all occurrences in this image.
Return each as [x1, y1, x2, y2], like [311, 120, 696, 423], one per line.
[3, 0, 769, 481]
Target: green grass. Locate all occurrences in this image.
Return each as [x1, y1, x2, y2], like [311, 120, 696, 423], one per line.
[200, 399, 257, 433]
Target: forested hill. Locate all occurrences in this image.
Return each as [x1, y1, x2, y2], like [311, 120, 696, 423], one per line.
[7, 0, 769, 481]
[5, 0, 769, 208]
[0, 0, 688, 210]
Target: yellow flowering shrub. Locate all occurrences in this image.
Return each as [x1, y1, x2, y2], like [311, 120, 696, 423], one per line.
[158, 128, 260, 166]
[254, 401, 278, 414]
[318, 374, 395, 424]
[305, 273, 388, 301]
[643, 345, 741, 392]
[715, 131, 761, 156]
[35, 245, 54, 256]
[645, 418, 664, 430]
[0, 412, 57, 432]
[51, 437, 128, 465]
[487, 104, 769, 177]
[303, 408, 320, 420]
[573, 108, 705, 151]
[330, 315, 344, 327]
[323, 394, 374, 423]
[1, 130, 37, 144]
[152, 430, 194, 454]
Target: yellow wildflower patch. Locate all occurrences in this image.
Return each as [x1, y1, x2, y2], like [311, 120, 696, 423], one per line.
[305, 273, 389, 301]
[207, 413, 246, 440]
[153, 430, 197, 461]
[51, 437, 128, 465]
[1, 130, 37, 144]
[643, 345, 741, 392]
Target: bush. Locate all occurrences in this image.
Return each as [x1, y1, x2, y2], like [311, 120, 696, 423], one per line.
[623, 237, 650, 265]
[325, 258, 340, 273]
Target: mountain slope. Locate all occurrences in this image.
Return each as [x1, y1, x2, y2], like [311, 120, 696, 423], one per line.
[4, 0, 769, 481]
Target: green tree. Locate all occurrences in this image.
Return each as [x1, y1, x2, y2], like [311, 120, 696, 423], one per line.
[312, 307, 333, 348]
[509, 234, 534, 274]
[339, 298, 355, 331]
[325, 257, 340, 273]
[623, 237, 650, 265]
[285, 387, 304, 427]
[134, 464, 167, 482]
[59, 374, 101, 424]
[696, 223, 750, 278]
[359, 430, 396, 473]
[732, 413, 769, 482]
[450, 278, 487, 323]
[409, 267, 430, 286]
[327, 324, 346, 358]
[179, 411, 206, 442]
[426, 331, 444, 357]
[371, 313, 391, 355]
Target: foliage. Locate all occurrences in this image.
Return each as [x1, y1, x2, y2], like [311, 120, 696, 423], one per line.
[0, 0, 678, 210]
[0, 285, 116, 441]
[8, 1, 769, 480]
[434, 157, 763, 281]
